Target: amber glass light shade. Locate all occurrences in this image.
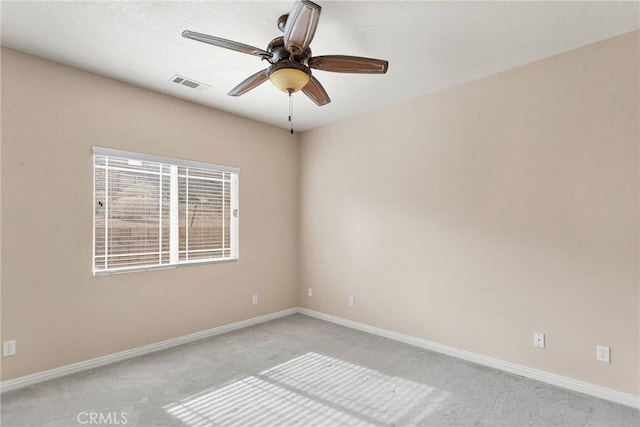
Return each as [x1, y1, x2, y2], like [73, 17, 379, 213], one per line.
[269, 68, 310, 93]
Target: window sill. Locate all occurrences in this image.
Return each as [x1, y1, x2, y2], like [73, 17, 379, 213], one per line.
[93, 257, 238, 276]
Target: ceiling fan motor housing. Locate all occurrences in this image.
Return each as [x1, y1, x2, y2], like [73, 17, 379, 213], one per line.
[267, 36, 311, 64]
[266, 36, 313, 93]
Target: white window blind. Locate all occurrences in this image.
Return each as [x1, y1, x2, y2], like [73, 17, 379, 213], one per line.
[93, 147, 239, 274]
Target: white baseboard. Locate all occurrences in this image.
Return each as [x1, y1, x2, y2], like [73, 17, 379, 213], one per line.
[3, 306, 638, 410]
[0, 308, 297, 393]
[297, 308, 639, 409]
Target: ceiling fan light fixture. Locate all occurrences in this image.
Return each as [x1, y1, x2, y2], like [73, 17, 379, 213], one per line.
[269, 68, 310, 92]
[268, 66, 310, 93]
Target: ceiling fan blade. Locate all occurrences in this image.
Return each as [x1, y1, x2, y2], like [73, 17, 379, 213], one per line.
[228, 69, 269, 97]
[302, 75, 330, 106]
[283, 0, 321, 55]
[182, 30, 272, 59]
[309, 55, 389, 74]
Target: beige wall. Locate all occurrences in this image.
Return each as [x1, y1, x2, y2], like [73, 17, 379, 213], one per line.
[299, 32, 639, 395]
[1, 48, 299, 380]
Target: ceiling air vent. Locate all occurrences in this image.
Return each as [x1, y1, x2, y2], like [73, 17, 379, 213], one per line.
[170, 74, 210, 91]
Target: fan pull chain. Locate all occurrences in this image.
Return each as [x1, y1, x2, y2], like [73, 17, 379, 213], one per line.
[288, 89, 294, 134]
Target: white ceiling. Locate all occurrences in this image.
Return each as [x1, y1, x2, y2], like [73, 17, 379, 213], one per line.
[2, 1, 638, 131]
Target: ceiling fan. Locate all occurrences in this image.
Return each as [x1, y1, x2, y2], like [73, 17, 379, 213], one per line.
[182, 0, 389, 108]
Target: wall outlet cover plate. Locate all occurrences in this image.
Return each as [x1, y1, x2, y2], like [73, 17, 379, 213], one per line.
[534, 332, 545, 348]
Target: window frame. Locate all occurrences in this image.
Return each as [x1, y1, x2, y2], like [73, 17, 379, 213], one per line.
[92, 147, 239, 275]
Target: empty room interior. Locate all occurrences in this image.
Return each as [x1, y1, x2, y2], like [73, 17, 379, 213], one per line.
[1, 1, 639, 426]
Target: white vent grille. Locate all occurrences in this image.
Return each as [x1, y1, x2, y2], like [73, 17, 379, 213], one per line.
[170, 74, 210, 91]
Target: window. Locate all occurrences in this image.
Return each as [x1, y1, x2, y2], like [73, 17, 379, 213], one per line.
[93, 147, 239, 274]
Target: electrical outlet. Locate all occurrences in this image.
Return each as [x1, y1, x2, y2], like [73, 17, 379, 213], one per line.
[348, 296, 355, 306]
[533, 332, 545, 348]
[3, 340, 16, 357]
[252, 294, 258, 305]
[308, 288, 313, 297]
[597, 345, 610, 363]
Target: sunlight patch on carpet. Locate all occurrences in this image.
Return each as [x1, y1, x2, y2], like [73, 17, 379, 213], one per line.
[165, 352, 449, 426]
